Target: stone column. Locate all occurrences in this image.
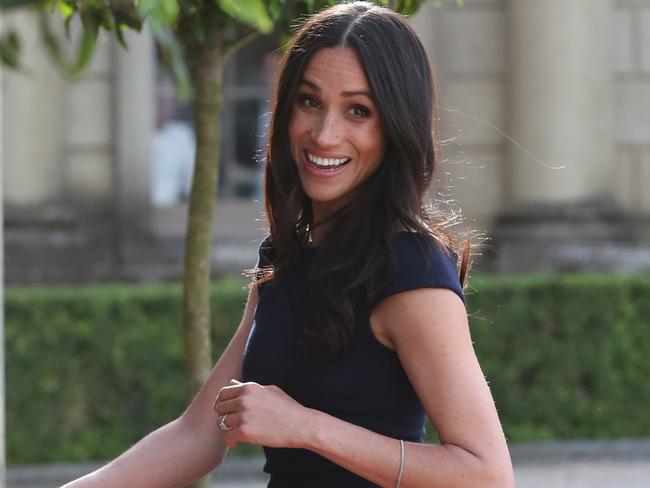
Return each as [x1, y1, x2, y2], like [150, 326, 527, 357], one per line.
[113, 27, 156, 273]
[490, 0, 630, 272]
[508, 0, 613, 205]
[409, 1, 437, 62]
[2, 10, 66, 207]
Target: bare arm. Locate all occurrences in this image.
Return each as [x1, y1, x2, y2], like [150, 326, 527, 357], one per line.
[61, 286, 259, 488]
[301, 289, 514, 487]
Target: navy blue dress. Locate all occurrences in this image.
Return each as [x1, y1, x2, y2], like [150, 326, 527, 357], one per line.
[242, 231, 465, 487]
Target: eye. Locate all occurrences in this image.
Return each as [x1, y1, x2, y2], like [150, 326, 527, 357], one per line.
[297, 94, 319, 109]
[349, 104, 370, 118]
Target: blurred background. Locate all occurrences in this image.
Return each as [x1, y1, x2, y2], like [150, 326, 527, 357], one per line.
[3, 0, 650, 282]
[1, 0, 649, 487]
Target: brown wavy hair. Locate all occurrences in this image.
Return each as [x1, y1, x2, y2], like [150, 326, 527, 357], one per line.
[257, 1, 471, 363]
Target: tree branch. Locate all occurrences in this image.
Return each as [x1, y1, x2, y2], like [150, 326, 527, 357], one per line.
[223, 26, 259, 59]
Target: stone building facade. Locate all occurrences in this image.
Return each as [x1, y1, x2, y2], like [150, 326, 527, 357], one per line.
[2, 0, 650, 284]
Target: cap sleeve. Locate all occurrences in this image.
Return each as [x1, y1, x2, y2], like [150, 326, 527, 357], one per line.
[374, 232, 465, 305]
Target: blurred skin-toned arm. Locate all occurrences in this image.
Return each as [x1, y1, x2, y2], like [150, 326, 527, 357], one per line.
[61, 286, 259, 488]
[215, 288, 514, 488]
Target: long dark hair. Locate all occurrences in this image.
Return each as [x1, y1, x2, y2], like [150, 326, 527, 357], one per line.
[258, 1, 471, 363]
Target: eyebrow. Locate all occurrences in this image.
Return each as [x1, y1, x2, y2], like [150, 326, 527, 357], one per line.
[299, 78, 374, 100]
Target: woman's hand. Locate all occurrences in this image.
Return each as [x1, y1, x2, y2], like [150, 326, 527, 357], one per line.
[213, 379, 314, 449]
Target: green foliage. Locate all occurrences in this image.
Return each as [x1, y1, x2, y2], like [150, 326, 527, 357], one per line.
[0, 1, 142, 75]
[467, 274, 650, 442]
[0, 0, 458, 79]
[138, 0, 179, 26]
[217, 0, 273, 33]
[6, 274, 650, 465]
[0, 28, 20, 68]
[432, 0, 463, 6]
[5, 279, 251, 465]
[386, 0, 429, 16]
[39, 10, 98, 77]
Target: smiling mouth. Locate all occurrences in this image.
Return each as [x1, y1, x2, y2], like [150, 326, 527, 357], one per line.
[304, 150, 351, 170]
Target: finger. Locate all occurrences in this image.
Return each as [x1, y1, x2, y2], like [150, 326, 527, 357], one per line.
[223, 435, 238, 448]
[214, 398, 240, 415]
[215, 382, 245, 403]
[222, 429, 240, 448]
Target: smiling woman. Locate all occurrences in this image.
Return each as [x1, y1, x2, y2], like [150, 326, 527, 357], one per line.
[289, 46, 385, 221]
[61, 2, 514, 488]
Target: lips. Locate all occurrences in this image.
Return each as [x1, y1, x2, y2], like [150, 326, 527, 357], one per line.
[303, 150, 351, 176]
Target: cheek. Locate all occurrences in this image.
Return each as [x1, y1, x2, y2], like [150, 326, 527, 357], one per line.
[288, 109, 308, 137]
[360, 128, 385, 167]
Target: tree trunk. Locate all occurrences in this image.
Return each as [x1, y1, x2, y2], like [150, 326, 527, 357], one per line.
[183, 44, 226, 488]
[0, 12, 6, 484]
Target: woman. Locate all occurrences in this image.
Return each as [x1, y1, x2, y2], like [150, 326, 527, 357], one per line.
[63, 2, 514, 487]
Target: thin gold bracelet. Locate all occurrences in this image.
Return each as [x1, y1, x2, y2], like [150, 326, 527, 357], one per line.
[395, 439, 404, 487]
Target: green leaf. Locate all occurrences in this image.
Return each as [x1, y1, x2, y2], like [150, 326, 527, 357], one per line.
[186, 12, 206, 44]
[111, 7, 144, 49]
[431, 0, 465, 7]
[64, 14, 73, 39]
[149, 23, 191, 101]
[216, 0, 273, 33]
[114, 22, 128, 49]
[267, 0, 283, 21]
[39, 10, 97, 78]
[304, 0, 316, 12]
[79, 7, 100, 41]
[112, 7, 144, 32]
[56, 0, 73, 19]
[76, 28, 97, 72]
[401, 0, 428, 16]
[0, 29, 21, 68]
[138, 0, 179, 26]
[98, 9, 113, 31]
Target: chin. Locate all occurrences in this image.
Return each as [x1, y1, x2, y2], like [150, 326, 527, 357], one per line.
[305, 191, 342, 205]
[305, 188, 354, 212]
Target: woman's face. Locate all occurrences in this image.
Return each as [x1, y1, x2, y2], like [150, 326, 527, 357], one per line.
[288, 46, 386, 221]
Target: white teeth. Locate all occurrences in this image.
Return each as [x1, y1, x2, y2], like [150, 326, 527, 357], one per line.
[306, 152, 350, 168]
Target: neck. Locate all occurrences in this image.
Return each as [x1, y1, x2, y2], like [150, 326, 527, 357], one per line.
[309, 190, 364, 245]
[309, 201, 342, 246]
[311, 201, 335, 226]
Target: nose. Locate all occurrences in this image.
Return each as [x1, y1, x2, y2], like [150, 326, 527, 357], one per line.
[311, 111, 343, 148]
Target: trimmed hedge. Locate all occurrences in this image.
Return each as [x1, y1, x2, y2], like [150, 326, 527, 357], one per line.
[6, 279, 253, 465]
[6, 274, 650, 465]
[468, 274, 650, 441]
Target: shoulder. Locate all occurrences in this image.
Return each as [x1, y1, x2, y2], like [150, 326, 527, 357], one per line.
[369, 232, 466, 351]
[374, 231, 465, 305]
[257, 235, 274, 267]
[389, 231, 460, 271]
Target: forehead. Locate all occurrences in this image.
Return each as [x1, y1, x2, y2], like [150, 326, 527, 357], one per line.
[302, 47, 370, 89]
